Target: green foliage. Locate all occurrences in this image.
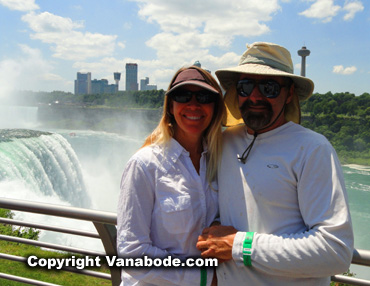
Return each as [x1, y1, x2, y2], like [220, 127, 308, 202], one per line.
[13, 89, 166, 109]
[330, 269, 356, 286]
[0, 208, 40, 240]
[301, 92, 370, 165]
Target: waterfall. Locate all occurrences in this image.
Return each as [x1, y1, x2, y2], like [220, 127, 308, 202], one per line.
[0, 129, 91, 208]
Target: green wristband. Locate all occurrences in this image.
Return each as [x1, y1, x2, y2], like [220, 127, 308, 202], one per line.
[200, 266, 207, 286]
[243, 232, 254, 267]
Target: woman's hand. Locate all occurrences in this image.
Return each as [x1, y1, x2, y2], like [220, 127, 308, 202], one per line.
[196, 225, 237, 262]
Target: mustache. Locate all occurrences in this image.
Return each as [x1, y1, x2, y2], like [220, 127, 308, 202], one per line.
[240, 99, 272, 111]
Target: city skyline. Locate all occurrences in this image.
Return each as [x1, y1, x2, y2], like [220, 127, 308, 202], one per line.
[74, 66, 157, 94]
[0, 0, 369, 96]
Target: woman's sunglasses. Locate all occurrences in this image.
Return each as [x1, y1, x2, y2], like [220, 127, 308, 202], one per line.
[171, 89, 217, 104]
[237, 79, 289, 98]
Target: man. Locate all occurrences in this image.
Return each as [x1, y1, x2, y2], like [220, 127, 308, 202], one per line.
[197, 42, 354, 286]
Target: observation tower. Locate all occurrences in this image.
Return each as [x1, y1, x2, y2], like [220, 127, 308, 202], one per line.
[114, 72, 121, 92]
[297, 46, 310, 77]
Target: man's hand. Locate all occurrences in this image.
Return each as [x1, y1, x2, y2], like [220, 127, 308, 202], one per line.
[196, 225, 237, 262]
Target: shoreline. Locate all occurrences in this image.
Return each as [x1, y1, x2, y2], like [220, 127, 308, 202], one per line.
[343, 164, 370, 170]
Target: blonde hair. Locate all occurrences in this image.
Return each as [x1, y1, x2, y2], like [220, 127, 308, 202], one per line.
[142, 66, 225, 182]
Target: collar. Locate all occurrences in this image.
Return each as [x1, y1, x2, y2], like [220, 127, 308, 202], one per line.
[244, 121, 295, 141]
[156, 138, 208, 172]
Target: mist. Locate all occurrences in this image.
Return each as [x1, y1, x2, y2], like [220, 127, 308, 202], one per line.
[0, 101, 158, 252]
[0, 103, 156, 208]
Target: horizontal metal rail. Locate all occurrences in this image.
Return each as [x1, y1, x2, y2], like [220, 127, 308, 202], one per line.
[0, 217, 100, 238]
[332, 274, 370, 286]
[0, 253, 111, 280]
[353, 248, 370, 266]
[0, 197, 116, 225]
[0, 197, 120, 286]
[331, 248, 370, 285]
[0, 273, 61, 286]
[0, 234, 105, 256]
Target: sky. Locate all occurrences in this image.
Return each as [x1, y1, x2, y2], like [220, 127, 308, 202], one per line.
[0, 0, 369, 96]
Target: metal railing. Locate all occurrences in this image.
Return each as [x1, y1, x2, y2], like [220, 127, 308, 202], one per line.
[0, 197, 120, 286]
[1, 197, 370, 286]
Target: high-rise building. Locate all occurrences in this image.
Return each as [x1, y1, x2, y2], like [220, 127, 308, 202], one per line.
[125, 63, 138, 91]
[91, 79, 107, 94]
[91, 79, 117, 94]
[140, 77, 149, 91]
[140, 77, 157, 91]
[74, 72, 91, 95]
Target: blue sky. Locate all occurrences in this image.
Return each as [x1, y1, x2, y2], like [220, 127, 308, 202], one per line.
[0, 0, 368, 96]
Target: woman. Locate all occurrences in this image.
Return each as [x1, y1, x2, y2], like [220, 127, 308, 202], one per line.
[117, 66, 225, 286]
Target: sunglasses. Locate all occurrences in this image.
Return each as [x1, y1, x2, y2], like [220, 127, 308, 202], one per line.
[171, 89, 217, 104]
[237, 79, 288, 98]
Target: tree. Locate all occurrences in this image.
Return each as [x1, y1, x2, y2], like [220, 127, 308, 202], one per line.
[0, 208, 40, 240]
[353, 138, 367, 152]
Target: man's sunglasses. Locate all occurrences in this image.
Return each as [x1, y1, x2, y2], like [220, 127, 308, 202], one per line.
[171, 89, 217, 104]
[237, 79, 289, 98]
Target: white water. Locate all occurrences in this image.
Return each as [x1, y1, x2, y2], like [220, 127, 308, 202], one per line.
[0, 126, 98, 251]
[0, 130, 90, 208]
[0, 105, 144, 252]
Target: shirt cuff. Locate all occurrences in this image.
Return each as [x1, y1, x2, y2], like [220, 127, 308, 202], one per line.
[232, 231, 247, 267]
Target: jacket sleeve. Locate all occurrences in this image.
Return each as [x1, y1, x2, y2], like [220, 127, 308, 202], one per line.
[117, 158, 214, 286]
[232, 142, 354, 277]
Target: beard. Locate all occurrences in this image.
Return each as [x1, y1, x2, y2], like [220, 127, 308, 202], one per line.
[240, 100, 273, 131]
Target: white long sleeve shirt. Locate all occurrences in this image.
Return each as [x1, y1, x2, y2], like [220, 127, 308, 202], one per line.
[117, 138, 218, 286]
[218, 122, 354, 286]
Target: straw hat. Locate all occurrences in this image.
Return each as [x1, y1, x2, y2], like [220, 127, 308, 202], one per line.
[216, 42, 314, 127]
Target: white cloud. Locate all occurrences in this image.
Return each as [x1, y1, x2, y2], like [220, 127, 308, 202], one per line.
[333, 65, 357, 75]
[21, 12, 117, 61]
[127, 0, 280, 84]
[0, 45, 68, 95]
[22, 11, 84, 33]
[136, 0, 277, 38]
[118, 42, 126, 49]
[0, 0, 38, 11]
[299, 0, 341, 22]
[299, 0, 364, 22]
[343, 1, 364, 21]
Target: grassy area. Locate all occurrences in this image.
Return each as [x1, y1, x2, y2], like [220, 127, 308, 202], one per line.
[341, 156, 370, 166]
[0, 240, 112, 286]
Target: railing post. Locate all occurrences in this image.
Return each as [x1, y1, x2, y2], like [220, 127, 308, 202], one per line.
[93, 222, 121, 286]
